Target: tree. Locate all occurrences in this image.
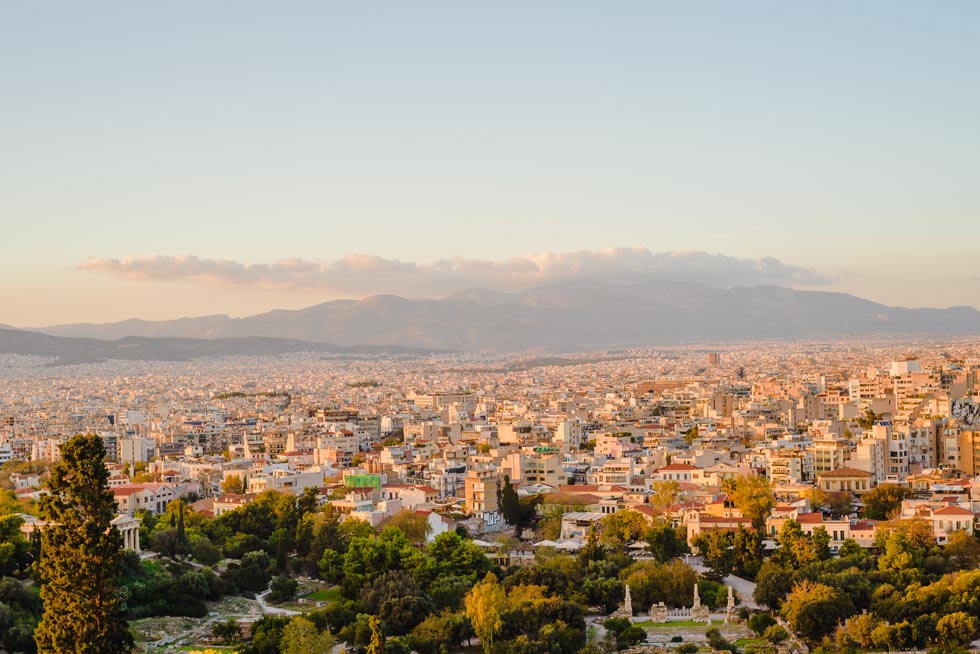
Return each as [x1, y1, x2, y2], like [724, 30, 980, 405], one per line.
[936, 612, 980, 647]
[0, 514, 32, 576]
[857, 408, 881, 430]
[213, 618, 243, 644]
[579, 523, 605, 563]
[835, 611, 881, 649]
[280, 616, 335, 654]
[410, 613, 455, 654]
[764, 625, 789, 644]
[781, 579, 854, 642]
[192, 536, 223, 565]
[537, 504, 574, 540]
[748, 612, 776, 636]
[465, 572, 506, 654]
[367, 615, 386, 654]
[645, 521, 688, 563]
[862, 484, 913, 520]
[249, 615, 292, 654]
[34, 434, 134, 654]
[382, 509, 432, 545]
[269, 575, 299, 604]
[812, 526, 831, 561]
[221, 474, 245, 495]
[604, 617, 646, 650]
[731, 475, 775, 529]
[731, 526, 765, 579]
[600, 509, 647, 550]
[649, 480, 680, 513]
[693, 529, 734, 581]
[825, 491, 854, 517]
[498, 477, 539, 538]
[871, 620, 914, 651]
[803, 486, 826, 511]
[622, 559, 698, 609]
[945, 530, 980, 570]
[754, 562, 796, 611]
[705, 627, 737, 653]
[772, 520, 818, 569]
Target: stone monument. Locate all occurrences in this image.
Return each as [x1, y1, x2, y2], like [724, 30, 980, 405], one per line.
[691, 584, 710, 622]
[724, 585, 735, 624]
[650, 602, 668, 623]
[613, 584, 634, 619]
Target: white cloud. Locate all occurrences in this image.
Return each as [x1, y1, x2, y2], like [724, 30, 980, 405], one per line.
[77, 248, 832, 296]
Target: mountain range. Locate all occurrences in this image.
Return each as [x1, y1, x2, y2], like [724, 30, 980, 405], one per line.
[0, 330, 441, 365]
[6, 280, 979, 359]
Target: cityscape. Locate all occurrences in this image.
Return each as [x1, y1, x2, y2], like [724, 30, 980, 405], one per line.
[4, 3, 980, 654]
[5, 339, 980, 652]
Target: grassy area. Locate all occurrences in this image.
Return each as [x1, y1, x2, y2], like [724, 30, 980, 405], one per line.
[635, 619, 705, 628]
[587, 626, 597, 641]
[305, 586, 342, 602]
[734, 637, 767, 647]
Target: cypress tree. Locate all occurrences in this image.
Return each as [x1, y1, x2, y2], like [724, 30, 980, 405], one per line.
[176, 498, 187, 549]
[35, 434, 133, 654]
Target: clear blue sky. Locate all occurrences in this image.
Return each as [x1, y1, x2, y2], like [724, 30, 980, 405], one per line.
[2, 2, 979, 325]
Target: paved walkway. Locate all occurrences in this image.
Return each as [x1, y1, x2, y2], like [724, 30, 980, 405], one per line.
[685, 555, 759, 609]
[256, 589, 301, 616]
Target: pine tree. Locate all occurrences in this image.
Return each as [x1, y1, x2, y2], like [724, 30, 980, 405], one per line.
[34, 434, 133, 654]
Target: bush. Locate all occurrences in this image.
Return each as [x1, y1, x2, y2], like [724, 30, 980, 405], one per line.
[676, 644, 699, 654]
[764, 625, 789, 644]
[192, 537, 223, 566]
[706, 627, 738, 653]
[748, 612, 777, 636]
[269, 575, 299, 604]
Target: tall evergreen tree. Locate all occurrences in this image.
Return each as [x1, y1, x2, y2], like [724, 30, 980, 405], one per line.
[498, 476, 539, 538]
[176, 498, 187, 549]
[35, 434, 133, 654]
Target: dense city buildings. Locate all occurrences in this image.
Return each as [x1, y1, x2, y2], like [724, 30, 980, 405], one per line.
[4, 338, 980, 548]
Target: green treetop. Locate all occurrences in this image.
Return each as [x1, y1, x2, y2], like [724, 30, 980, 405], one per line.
[34, 434, 133, 654]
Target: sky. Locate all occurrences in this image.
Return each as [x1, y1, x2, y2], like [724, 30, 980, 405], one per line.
[2, 2, 979, 326]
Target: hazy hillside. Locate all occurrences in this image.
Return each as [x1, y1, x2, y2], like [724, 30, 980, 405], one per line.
[24, 280, 980, 352]
[0, 329, 441, 365]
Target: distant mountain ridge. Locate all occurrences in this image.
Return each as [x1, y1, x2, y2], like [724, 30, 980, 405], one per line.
[18, 280, 980, 353]
[0, 329, 442, 365]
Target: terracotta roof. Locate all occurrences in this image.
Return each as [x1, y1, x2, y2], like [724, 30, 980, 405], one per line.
[543, 492, 601, 505]
[932, 505, 974, 516]
[821, 467, 874, 478]
[113, 487, 145, 497]
[631, 505, 661, 519]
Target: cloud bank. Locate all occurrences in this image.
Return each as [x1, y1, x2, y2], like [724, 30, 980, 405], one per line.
[78, 248, 832, 297]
